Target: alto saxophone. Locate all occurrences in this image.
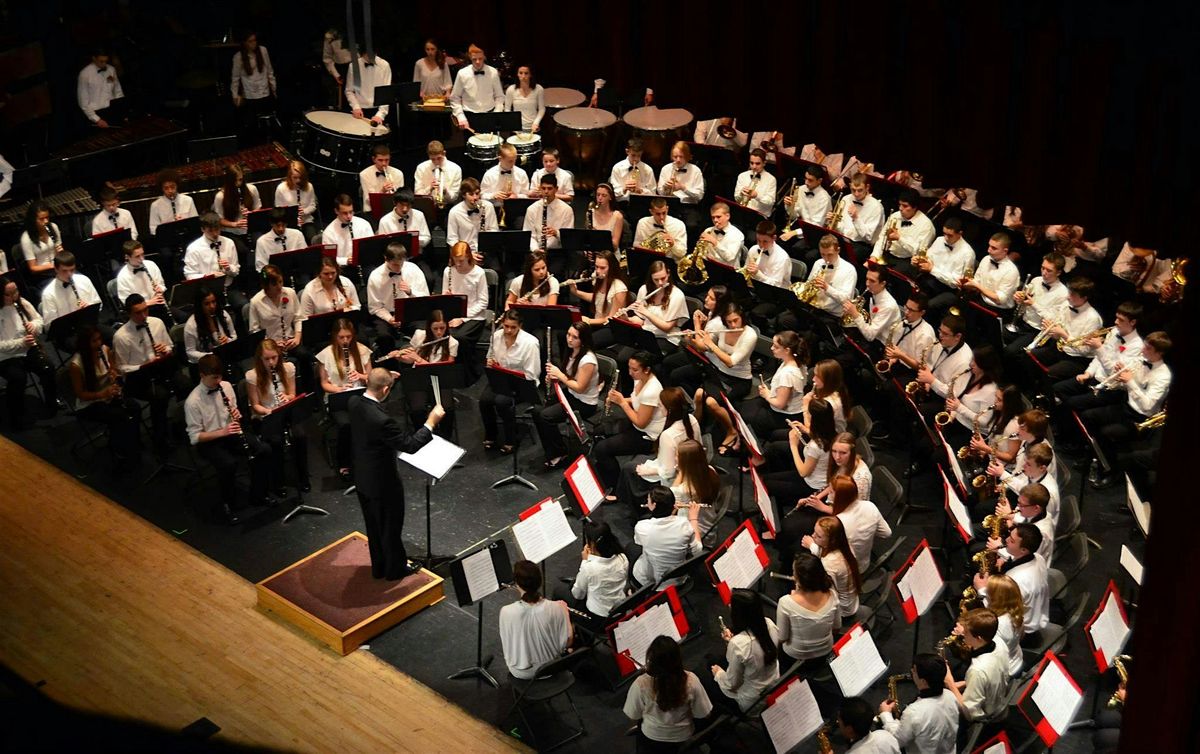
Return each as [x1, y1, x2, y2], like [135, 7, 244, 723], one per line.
[904, 342, 935, 397]
[886, 673, 908, 715]
[934, 369, 971, 427]
[1107, 655, 1131, 708]
[841, 294, 865, 327]
[875, 320, 902, 374]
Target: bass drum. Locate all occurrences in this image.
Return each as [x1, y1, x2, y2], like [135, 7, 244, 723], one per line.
[554, 107, 617, 191]
[467, 133, 503, 162]
[300, 109, 390, 175]
[506, 132, 543, 167]
[621, 107, 693, 167]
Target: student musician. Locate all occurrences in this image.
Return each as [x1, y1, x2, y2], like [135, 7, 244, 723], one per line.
[776, 235, 856, 334]
[592, 351, 667, 492]
[958, 232, 1021, 314]
[1003, 253, 1068, 355]
[776, 551, 842, 671]
[230, 31, 276, 141]
[449, 45, 505, 130]
[183, 287, 237, 365]
[913, 215, 976, 307]
[77, 48, 124, 128]
[677, 303, 758, 455]
[633, 197, 688, 259]
[1051, 301, 1143, 415]
[610, 138, 658, 202]
[413, 140, 463, 207]
[211, 163, 261, 254]
[246, 338, 310, 495]
[632, 485, 702, 588]
[503, 64, 546, 132]
[413, 38, 452, 99]
[871, 188, 937, 274]
[388, 309, 458, 439]
[505, 250, 559, 309]
[149, 170, 199, 239]
[68, 325, 140, 462]
[442, 242, 490, 384]
[780, 165, 831, 245]
[299, 257, 361, 319]
[1021, 277, 1103, 382]
[670, 439, 721, 536]
[445, 178, 499, 268]
[111, 294, 172, 450]
[833, 173, 884, 259]
[317, 318, 371, 481]
[39, 252, 103, 347]
[624, 259, 689, 351]
[658, 141, 705, 228]
[254, 208, 305, 272]
[805, 516, 863, 621]
[359, 144, 404, 212]
[624, 635, 714, 751]
[696, 202, 744, 266]
[733, 148, 777, 217]
[878, 653, 960, 752]
[535, 322, 600, 470]
[367, 240, 429, 342]
[587, 182, 623, 250]
[19, 201, 64, 280]
[758, 398, 836, 513]
[184, 212, 246, 313]
[92, 186, 139, 239]
[790, 474, 889, 576]
[705, 588, 780, 713]
[842, 264, 902, 362]
[320, 193, 373, 267]
[972, 524, 1050, 640]
[524, 174, 574, 274]
[480, 309, 541, 454]
[565, 521, 629, 624]
[738, 330, 808, 441]
[499, 559, 573, 680]
[613, 386, 701, 509]
[275, 160, 319, 242]
[528, 148, 575, 201]
[377, 190, 432, 259]
[565, 250, 629, 348]
[344, 46, 392, 125]
[0, 278, 54, 428]
[186, 355, 273, 524]
[935, 345, 1002, 450]
[481, 143, 530, 209]
[942, 608, 1011, 722]
[115, 240, 170, 322]
[249, 265, 303, 362]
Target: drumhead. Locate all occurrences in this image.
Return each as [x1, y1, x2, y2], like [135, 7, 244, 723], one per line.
[554, 107, 617, 130]
[622, 106, 693, 131]
[468, 133, 503, 146]
[542, 87, 586, 109]
[507, 133, 541, 145]
[305, 109, 391, 137]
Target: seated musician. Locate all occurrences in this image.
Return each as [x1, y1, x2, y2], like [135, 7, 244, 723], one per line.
[870, 188, 936, 274]
[1022, 278, 1104, 383]
[39, 252, 104, 348]
[480, 309, 541, 454]
[445, 179, 499, 268]
[609, 138, 658, 203]
[211, 164, 261, 254]
[738, 330, 809, 441]
[961, 384, 1023, 474]
[905, 315, 974, 475]
[633, 197, 688, 259]
[973, 524, 1049, 642]
[613, 386, 700, 507]
[320, 193, 373, 267]
[77, 47, 124, 129]
[316, 318, 371, 481]
[593, 351, 667, 493]
[878, 292, 937, 384]
[1111, 243, 1172, 298]
[936, 346, 1002, 450]
[68, 325, 141, 465]
[776, 234, 856, 332]
[669, 439, 721, 536]
[413, 141, 463, 206]
[248, 265, 304, 364]
[481, 143, 530, 209]
[632, 485, 703, 588]
[977, 575, 1027, 680]
[523, 174, 574, 274]
[757, 399, 835, 521]
[112, 293, 172, 449]
[1003, 253, 1068, 356]
[988, 440, 1061, 525]
[183, 287, 238, 365]
[564, 250, 628, 347]
[184, 212, 246, 313]
[744, 221, 793, 328]
[660, 283, 730, 381]
[187, 354, 273, 524]
[92, 186, 139, 240]
[703, 587, 781, 714]
[388, 309, 458, 439]
[878, 653, 959, 752]
[838, 698, 902, 753]
[528, 148, 575, 201]
[942, 608, 1010, 722]
[246, 338, 310, 495]
[344, 46, 392, 125]
[449, 45, 504, 130]
[299, 257, 361, 319]
[657, 141, 705, 214]
[565, 521, 629, 622]
[441, 242, 490, 385]
[505, 250, 559, 310]
[0, 278, 54, 429]
[843, 265, 902, 354]
[733, 148, 777, 218]
[779, 165, 831, 248]
[697, 203, 744, 266]
[776, 551, 842, 671]
[19, 201, 64, 280]
[115, 240, 169, 321]
[367, 240, 429, 343]
[275, 160, 319, 243]
[498, 559, 573, 680]
[358, 144, 404, 211]
[833, 173, 884, 255]
[914, 215, 976, 314]
[787, 468, 890, 576]
[254, 208, 305, 272]
[987, 483, 1054, 562]
[676, 303, 758, 454]
[619, 261, 689, 373]
[535, 322, 600, 470]
[959, 232, 1021, 314]
[694, 116, 748, 151]
[1051, 300, 1143, 415]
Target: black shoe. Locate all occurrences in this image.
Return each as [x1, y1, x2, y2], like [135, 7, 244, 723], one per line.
[904, 460, 928, 478]
[299, 478, 312, 493]
[1091, 472, 1119, 490]
[222, 504, 241, 525]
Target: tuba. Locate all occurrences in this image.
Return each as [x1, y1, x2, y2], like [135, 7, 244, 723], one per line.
[677, 237, 713, 285]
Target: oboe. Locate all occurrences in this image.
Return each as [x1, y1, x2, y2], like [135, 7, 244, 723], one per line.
[68, 278, 81, 307]
[218, 385, 254, 458]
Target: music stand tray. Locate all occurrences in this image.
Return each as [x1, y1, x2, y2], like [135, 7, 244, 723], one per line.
[155, 216, 202, 248]
[301, 309, 364, 351]
[508, 304, 582, 335]
[394, 294, 467, 327]
[171, 276, 229, 312]
[799, 221, 857, 265]
[465, 111, 523, 136]
[47, 303, 101, 343]
[352, 231, 414, 271]
[269, 244, 333, 289]
[560, 228, 614, 253]
[496, 197, 534, 231]
[80, 228, 133, 269]
[625, 246, 677, 289]
[479, 230, 533, 271]
[248, 206, 299, 239]
[608, 317, 662, 355]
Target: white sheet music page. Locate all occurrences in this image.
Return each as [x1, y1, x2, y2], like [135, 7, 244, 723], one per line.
[904, 547, 944, 617]
[398, 433, 466, 480]
[512, 500, 577, 564]
[713, 528, 764, 591]
[982, 742, 1010, 754]
[726, 400, 762, 457]
[829, 630, 887, 697]
[942, 435, 966, 490]
[1031, 659, 1082, 735]
[1119, 545, 1143, 585]
[431, 374, 442, 409]
[762, 678, 823, 754]
[462, 547, 499, 603]
[752, 467, 778, 534]
[567, 457, 605, 516]
[1088, 592, 1131, 668]
[942, 468, 972, 538]
[613, 602, 680, 666]
[1126, 474, 1151, 535]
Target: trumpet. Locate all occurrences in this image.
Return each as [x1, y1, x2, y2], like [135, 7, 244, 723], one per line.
[736, 173, 760, 207]
[904, 343, 935, 397]
[1025, 307, 1066, 351]
[934, 370, 971, 427]
[781, 179, 803, 232]
[826, 194, 845, 229]
[1006, 274, 1034, 333]
[880, 215, 900, 256]
[1092, 361, 1141, 394]
[1057, 325, 1113, 352]
[433, 167, 444, 208]
[875, 320, 902, 374]
[1136, 410, 1166, 431]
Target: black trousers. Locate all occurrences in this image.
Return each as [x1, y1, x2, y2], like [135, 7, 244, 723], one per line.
[1, 351, 55, 424]
[450, 319, 486, 386]
[123, 373, 171, 446]
[78, 397, 141, 460]
[1080, 402, 1142, 473]
[479, 387, 525, 446]
[591, 424, 654, 490]
[738, 397, 799, 443]
[196, 434, 271, 508]
[533, 393, 597, 461]
[356, 487, 412, 580]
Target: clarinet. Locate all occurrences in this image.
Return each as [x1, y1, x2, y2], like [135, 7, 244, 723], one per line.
[170, 198, 177, 219]
[13, 298, 45, 358]
[271, 370, 284, 406]
[218, 386, 255, 458]
[544, 326, 553, 400]
[68, 278, 81, 307]
[342, 344, 352, 382]
[98, 348, 123, 396]
[540, 199, 549, 249]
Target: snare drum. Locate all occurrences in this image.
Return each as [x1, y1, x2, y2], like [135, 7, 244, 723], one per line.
[300, 109, 391, 175]
[621, 107, 694, 166]
[506, 132, 543, 166]
[467, 133, 503, 162]
[554, 107, 617, 191]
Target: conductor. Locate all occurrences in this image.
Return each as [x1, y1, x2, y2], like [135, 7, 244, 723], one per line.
[350, 368, 446, 580]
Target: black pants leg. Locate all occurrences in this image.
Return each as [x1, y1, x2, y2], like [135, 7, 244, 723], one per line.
[479, 386, 516, 445]
[590, 427, 653, 490]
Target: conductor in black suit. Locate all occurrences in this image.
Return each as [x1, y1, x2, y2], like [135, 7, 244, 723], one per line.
[349, 368, 446, 580]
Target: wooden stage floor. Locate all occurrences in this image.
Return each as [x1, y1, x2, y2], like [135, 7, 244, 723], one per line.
[0, 436, 525, 753]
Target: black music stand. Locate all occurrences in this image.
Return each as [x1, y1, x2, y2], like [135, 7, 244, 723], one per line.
[80, 228, 132, 272]
[213, 329, 266, 381]
[496, 197, 534, 232]
[394, 294, 467, 328]
[265, 394, 327, 522]
[485, 365, 541, 491]
[352, 231, 411, 271]
[627, 194, 683, 224]
[132, 355, 195, 485]
[170, 277, 228, 314]
[248, 206, 298, 238]
[447, 539, 514, 688]
[687, 258, 748, 298]
[626, 246, 677, 289]
[773, 152, 807, 190]
[479, 230, 532, 273]
[754, 280, 801, 317]
[399, 359, 465, 399]
[155, 216, 201, 252]
[300, 308, 364, 351]
[608, 316, 662, 355]
[269, 244, 333, 290]
[47, 303, 101, 350]
[186, 135, 238, 162]
[466, 111, 523, 136]
[799, 221, 857, 265]
[561, 228, 614, 254]
[367, 191, 397, 220]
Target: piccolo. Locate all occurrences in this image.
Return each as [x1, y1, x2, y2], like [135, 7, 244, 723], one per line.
[641, 501, 713, 509]
[679, 327, 748, 337]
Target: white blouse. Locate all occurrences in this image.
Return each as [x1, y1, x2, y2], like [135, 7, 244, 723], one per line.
[508, 274, 560, 305]
[592, 278, 628, 319]
[317, 342, 372, 390]
[299, 276, 361, 318]
[715, 621, 781, 711]
[245, 361, 297, 412]
[571, 553, 629, 617]
[706, 326, 757, 380]
[631, 375, 667, 440]
[412, 57, 452, 96]
[565, 350, 600, 404]
[770, 362, 807, 415]
[504, 84, 546, 131]
[634, 285, 688, 343]
[776, 591, 841, 661]
[409, 328, 459, 361]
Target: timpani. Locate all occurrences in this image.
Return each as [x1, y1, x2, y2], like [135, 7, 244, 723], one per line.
[554, 107, 618, 191]
[621, 107, 694, 167]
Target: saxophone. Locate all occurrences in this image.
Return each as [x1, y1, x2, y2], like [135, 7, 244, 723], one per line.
[677, 234, 714, 285]
[841, 294, 865, 326]
[875, 320, 902, 374]
[1107, 655, 1131, 708]
[904, 342, 935, 397]
[934, 369, 971, 427]
[816, 725, 833, 754]
[886, 673, 908, 715]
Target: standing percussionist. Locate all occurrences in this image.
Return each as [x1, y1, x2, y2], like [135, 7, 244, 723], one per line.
[77, 48, 124, 128]
[450, 45, 505, 130]
[345, 46, 392, 126]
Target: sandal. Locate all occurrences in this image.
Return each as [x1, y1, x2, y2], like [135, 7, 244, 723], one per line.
[716, 436, 741, 456]
[543, 456, 566, 471]
[500, 444, 516, 455]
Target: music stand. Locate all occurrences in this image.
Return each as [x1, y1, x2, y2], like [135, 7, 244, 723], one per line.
[686, 258, 747, 298]
[186, 135, 238, 162]
[715, 194, 768, 237]
[496, 197, 534, 232]
[560, 228, 614, 256]
[398, 431, 467, 569]
[754, 280, 801, 319]
[213, 329, 266, 380]
[263, 394, 327, 522]
[47, 303, 101, 347]
[300, 308, 363, 351]
[80, 227, 132, 271]
[485, 365, 541, 490]
[170, 276, 228, 314]
[352, 231, 412, 271]
[132, 355, 195, 485]
[479, 230, 532, 273]
[269, 244, 333, 290]
[247, 206, 298, 238]
[155, 216, 201, 252]
[509, 304, 581, 336]
[608, 317, 663, 355]
[625, 246, 676, 288]
[446, 539, 513, 688]
[367, 191, 397, 220]
[466, 111, 523, 136]
[626, 194, 682, 224]
[394, 294, 467, 328]
[799, 221, 857, 265]
[773, 151, 807, 190]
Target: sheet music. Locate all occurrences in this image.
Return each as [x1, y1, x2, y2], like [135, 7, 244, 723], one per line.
[567, 457, 605, 517]
[762, 679, 823, 754]
[1088, 592, 1131, 668]
[899, 547, 943, 617]
[943, 468, 972, 538]
[942, 436, 966, 490]
[1030, 659, 1082, 735]
[829, 629, 887, 697]
[713, 528, 764, 591]
[1119, 545, 1143, 585]
[555, 382, 584, 441]
[752, 467, 777, 535]
[511, 500, 577, 564]
[725, 399, 762, 457]
[1126, 475, 1151, 535]
[612, 602, 681, 667]
[398, 433, 466, 480]
[982, 743, 1009, 754]
[431, 374, 442, 409]
[462, 547, 500, 604]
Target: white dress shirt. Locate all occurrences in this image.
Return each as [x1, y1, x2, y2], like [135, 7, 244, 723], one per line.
[894, 319, 937, 363]
[850, 289, 902, 343]
[571, 552, 629, 617]
[183, 235, 239, 287]
[299, 277, 361, 318]
[377, 207, 431, 249]
[1002, 554, 1049, 634]
[1054, 303, 1104, 357]
[322, 32, 352, 77]
[953, 381, 998, 431]
[20, 224, 62, 267]
[1125, 360, 1170, 417]
[706, 326, 758, 380]
[498, 598, 571, 681]
[634, 286, 688, 343]
[960, 642, 1010, 720]
[413, 159, 463, 204]
[185, 380, 238, 444]
[523, 198, 574, 251]
[924, 236, 977, 286]
[344, 55, 392, 118]
[442, 265, 489, 319]
[412, 58, 452, 96]
[0, 154, 11, 200]
[528, 168, 574, 198]
[749, 244, 792, 287]
[1083, 329, 1142, 381]
[609, 159, 657, 201]
[481, 165, 530, 201]
[504, 84, 546, 131]
[769, 363, 807, 415]
[184, 311, 238, 363]
[230, 47, 275, 100]
[928, 343, 974, 398]
[0, 298, 41, 360]
[623, 672, 713, 743]
[657, 163, 705, 204]
[703, 225, 745, 265]
[77, 63, 123, 122]
[39, 274, 101, 325]
[248, 288, 301, 342]
[993, 612, 1024, 678]
[1020, 278, 1068, 329]
[445, 200, 498, 252]
[92, 207, 138, 240]
[633, 216, 688, 257]
[321, 216, 374, 266]
[450, 64, 505, 124]
[871, 210, 936, 260]
[112, 318, 171, 372]
[776, 592, 841, 661]
[367, 262, 429, 323]
[633, 515, 701, 587]
[358, 165, 404, 208]
[838, 499, 891, 571]
[273, 182, 318, 226]
[638, 416, 702, 483]
[490, 328, 541, 383]
[115, 261, 166, 305]
[149, 194, 198, 235]
[805, 258, 857, 315]
[972, 255, 1020, 308]
[793, 185, 831, 226]
[879, 690, 958, 754]
[714, 622, 781, 711]
[846, 730, 902, 754]
[254, 228, 306, 272]
[837, 195, 885, 243]
[733, 170, 777, 216]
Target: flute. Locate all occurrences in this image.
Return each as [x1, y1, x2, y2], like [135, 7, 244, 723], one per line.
[641, 501, 713, 509]
[614, 284, 668, 318]
[544, 326, 553, 400]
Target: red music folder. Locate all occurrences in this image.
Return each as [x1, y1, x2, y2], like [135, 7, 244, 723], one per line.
[1083, 580, 1131, 673]
[891, 538, 944, 624]
[1017, 651, 1084, 747]
[703, 519, 770, 604]
[605, 585, 690, 677]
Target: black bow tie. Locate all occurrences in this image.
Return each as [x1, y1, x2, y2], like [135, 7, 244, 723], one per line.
[97, 66, 108, 73]
[109, 214, 119, 225]
[1142, 359, 1152, 369]
[900, 220, 912, 227]
[275, 235, 286, 244]
[207, 386, 221, 395]
[713, 229, 725, 236]
[805, 191, 815, 197]
[364, 62, 375, 68]
[989, 258, 1000, 268]
[653, 222, 665, 229]
[750, 173, 760, 180]
[342, 222, 352, 229]
[676, 168, 688, 173]
[396, 214, 408, 224]
[137, 323, 148, 330]
[473, 69, 485, 76]
[62, 280, 72, 288]
[1117, 335, 1126, 344]
[376, 171, 385, 178]
[903, 322, 915, 330]
[467, 207, 480, 216]
[1041, 282, 1051, 291]
[500, 169, 512, 175]
[852, 199, 863, 206]
[209, 242, 220, 250]
[389, 271, 402, 277]
[134, 267, 147, 274]
[1068, 305, 1079, 314]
